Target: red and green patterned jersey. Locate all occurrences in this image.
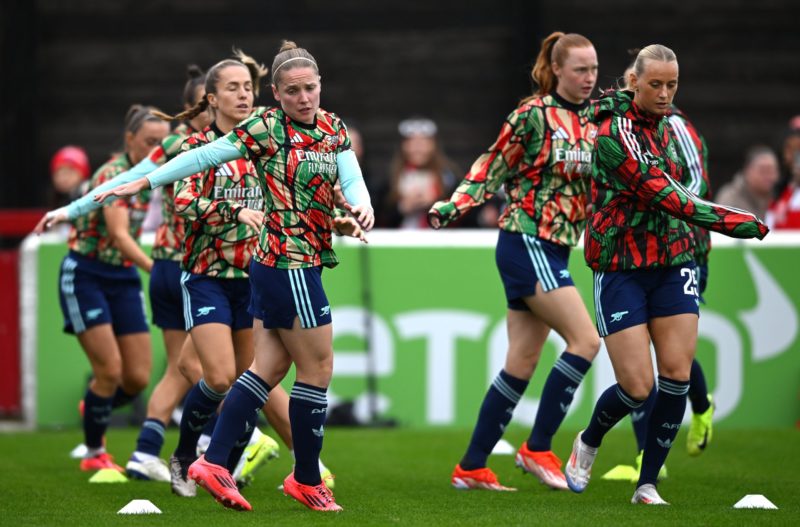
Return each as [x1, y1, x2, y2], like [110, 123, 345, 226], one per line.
[149, 122, 197, 262]
[668, 107, 712, 266]
[175, 122, 260, 278]
[585, 90, 767, 272]
[68, 154, 151, 266]
[431, 93, 595, 247]
[227, 107, 350, 269]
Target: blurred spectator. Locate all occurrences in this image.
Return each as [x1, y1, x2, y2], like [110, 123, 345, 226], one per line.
[381, 117, 459, 229]
[716, 145, 779, 221]
[348, 122, 365, 162]
[767, 128, 800, 229]
[345, 120, 377, 196]
[49, 145, 90, 208]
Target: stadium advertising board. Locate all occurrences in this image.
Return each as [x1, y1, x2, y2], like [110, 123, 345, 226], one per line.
[22, 231, 800, 428]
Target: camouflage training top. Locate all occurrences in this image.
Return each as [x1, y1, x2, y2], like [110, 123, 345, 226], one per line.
[68, 153, 151, 267]
[585, 90, 767, 272]
[148, 122, 196, 262]
[175, 122, 261, 278]
[668, 107, 712, 266]
[431, 92, 596, 246]
[226, 107, 351, 269]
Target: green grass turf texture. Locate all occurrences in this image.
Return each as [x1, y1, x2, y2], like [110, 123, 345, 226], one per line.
[0, 426, 797, 526]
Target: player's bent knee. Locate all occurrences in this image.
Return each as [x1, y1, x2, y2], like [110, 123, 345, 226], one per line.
[570, 336, 601, 360]
[657, 364, 691, 382]
[204, 374, 234, 394]
[618, 379, 653, 401]
[94, 365, 123, 388]
[124, 374, 150, 395]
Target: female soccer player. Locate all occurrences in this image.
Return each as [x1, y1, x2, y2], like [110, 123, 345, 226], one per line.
[628, 103, 717, 470]
[428, 31, 600, 491]
[164, 51, 332, 497]
[147, 52, 277, 498]
[122, 64, 212, 482]
[58, 104, 169, 471]
[597, 62, 718, 484]
[37, 53, 331, 491]
[93, 40, 371, 512]
[606, 102, 718, 485]
[564, 44, 768, 505]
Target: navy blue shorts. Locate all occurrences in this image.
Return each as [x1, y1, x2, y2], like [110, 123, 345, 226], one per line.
[179, 272, 253, 331]
[58, 251, 148, 335]
[149, 259, 186, 330]
[248, 261, 332, 330]
[495, 230, 575, 311]
[593, 263, 700, 337]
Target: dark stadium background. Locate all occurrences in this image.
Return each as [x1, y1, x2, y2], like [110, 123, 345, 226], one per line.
[1, 0, 798, 209]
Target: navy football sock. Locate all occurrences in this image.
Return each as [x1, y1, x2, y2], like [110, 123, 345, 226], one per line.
[582, 384, 644, 448]
[528, 351, 591, 451]
[631, 387, 657, 452]
[638, 376, 689, 487]
[460, 370, 528, 470]
[83, 389, 113, 449]
[201, 412, 219, 437]
[135, 418, 166, 456]
[688, 360, 710, 414]
[111, 387, 136, 409]
[290, 382, 329, 486]
[174, 379, 226, 459]
[205, 370, 270, 468]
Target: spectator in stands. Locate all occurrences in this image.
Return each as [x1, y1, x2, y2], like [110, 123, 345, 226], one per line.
[767, 128, 800, 229]
[49, 146, 90, 208]
[716, 145, 779, 221]
[382, 117, 459, 229]
[348, 121, 365, 163]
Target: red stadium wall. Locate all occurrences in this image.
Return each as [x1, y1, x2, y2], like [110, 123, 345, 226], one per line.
[0, 249, 20, 417]
[0, 209, 42, 418]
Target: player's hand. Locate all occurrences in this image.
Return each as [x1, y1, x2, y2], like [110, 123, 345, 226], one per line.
[93, 177, 150, 203]
[427, 200, 448, 229]
[236, 208, 264, 230]
[427, 200, 457, 229]
[333, 216, 368, 243]
[33, 207, 69, 234]
[427, 211, 442, 229]
[343, 203, 375, 231]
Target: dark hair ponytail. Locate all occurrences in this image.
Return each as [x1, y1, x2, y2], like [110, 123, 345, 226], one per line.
[182, 64, 206, 106]
[124, 104, 163, 133]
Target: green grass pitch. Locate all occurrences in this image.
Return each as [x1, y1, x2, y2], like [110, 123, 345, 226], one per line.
[0, 426, 797, 526]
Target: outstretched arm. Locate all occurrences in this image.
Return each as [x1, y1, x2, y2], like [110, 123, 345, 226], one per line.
[33, 158, 160, 233]
[428, 106, 535, 229]
[597, 133, 768, 239]
[91, 138, 243, 203]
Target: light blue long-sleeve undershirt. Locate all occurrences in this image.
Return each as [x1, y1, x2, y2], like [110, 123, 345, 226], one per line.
[146, 138, 241, 189]
[65, 158, 159, 220]
[336, 149, 372, 207]
[64, 136, 372, 221]
[147, 137, 371, 207]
